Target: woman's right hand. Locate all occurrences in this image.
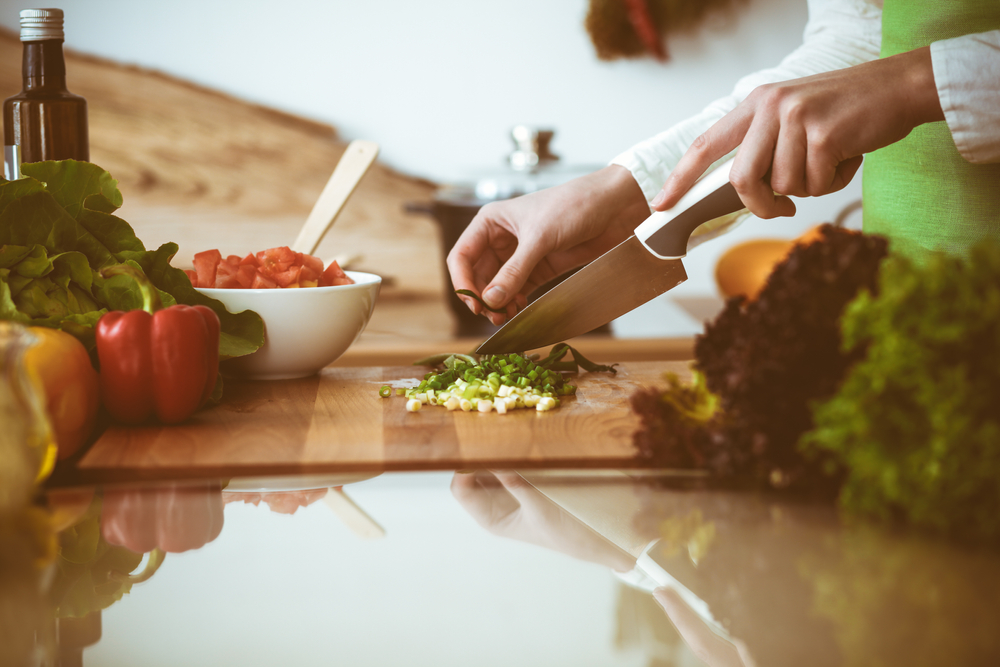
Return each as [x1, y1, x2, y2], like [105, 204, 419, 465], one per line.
[447, 165, 650, 325]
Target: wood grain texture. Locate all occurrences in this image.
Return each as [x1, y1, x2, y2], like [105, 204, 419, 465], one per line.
[0, 28, 443, 296]
[75, 362, 691, 482]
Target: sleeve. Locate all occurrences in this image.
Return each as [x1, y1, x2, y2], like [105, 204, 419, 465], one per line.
[611, 0, 884, 202]
[931, 31, 1000, 164]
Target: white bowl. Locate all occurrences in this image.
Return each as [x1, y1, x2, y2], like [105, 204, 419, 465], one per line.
[197, 271, 381, 380]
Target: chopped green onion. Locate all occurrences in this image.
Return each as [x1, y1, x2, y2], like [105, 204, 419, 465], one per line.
[386, 344, 615, 414]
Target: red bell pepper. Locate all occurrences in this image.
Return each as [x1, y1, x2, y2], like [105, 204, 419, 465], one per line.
[96, 265, 220, 424]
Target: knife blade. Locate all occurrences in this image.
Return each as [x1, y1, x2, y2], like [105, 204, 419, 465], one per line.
[476, 158, 744, 355]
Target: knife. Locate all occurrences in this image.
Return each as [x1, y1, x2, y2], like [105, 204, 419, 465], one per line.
[476, 158, 745, 354]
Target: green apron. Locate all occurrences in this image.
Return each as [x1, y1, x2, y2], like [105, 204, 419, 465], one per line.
[862, 0, 1000, 260]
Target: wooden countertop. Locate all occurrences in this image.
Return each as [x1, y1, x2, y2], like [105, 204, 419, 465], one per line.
[73, 361, 692, 483]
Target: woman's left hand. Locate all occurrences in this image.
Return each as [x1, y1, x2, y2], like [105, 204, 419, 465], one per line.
[651, 46, 945, 219]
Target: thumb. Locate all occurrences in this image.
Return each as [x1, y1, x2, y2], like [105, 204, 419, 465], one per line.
[482, 245, 544, 309]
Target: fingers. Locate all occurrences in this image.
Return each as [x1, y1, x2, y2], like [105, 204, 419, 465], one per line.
[730, 117, 797, 219]
[450, 471, 519, 528]
[448, 215, 521, 321]
[770, 124, 808, 198]
[653, 105, 753, 211]
[491, 470, 546, 511]
[653, 588, 748, 667]
[814, 154, 864, 196]
[484, 241, 545, 307]
[448, 223, 495, 316]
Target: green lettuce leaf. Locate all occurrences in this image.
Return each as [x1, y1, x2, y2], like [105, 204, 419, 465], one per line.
[120, 243, 264, 359]
[21, 159, 124, 218]
[0, 160, 263, 359]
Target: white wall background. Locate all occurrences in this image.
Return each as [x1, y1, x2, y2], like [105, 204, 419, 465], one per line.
[1, 0, 864, 301]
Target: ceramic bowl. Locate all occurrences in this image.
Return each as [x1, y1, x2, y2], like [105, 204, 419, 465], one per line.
[197, 271, 381, 380]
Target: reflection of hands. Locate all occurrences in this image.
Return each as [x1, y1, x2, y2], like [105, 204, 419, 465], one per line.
[447, 166, 649, 325]
[654, 587, 756, 667]
[101, 482, 224, 554]
[651, 47, 943, 219]
[451, 470, 635, 571]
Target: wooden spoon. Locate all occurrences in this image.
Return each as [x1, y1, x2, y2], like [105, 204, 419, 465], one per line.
[291, 139, 380, 256]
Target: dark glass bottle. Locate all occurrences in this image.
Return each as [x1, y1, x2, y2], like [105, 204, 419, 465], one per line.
[3, 8, 88, 180]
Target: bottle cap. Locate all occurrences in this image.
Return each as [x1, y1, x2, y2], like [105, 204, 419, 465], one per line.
[19, 8, 65, 42]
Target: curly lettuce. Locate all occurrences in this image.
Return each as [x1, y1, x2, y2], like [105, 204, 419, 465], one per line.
[803, 241, 1000, 543]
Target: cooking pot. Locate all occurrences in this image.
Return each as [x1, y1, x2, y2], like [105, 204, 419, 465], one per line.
[406, 127, 604, 337]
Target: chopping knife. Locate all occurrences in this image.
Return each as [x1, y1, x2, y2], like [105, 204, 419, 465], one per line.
[477, 158, 745, 354]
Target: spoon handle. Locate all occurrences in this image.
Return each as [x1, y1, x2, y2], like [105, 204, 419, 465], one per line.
[292, 139, 380, 256]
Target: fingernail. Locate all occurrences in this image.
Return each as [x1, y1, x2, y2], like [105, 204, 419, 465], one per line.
[650, 190, 667, 208]
[484, 285, 506, 308]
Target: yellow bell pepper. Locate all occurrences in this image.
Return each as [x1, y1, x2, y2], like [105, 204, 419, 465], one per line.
[23, 327, 100, 461]
[0, 322, 57, 495]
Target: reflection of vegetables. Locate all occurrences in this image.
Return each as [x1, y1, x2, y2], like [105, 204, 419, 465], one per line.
[96, 265, 220, 424]
[0, 160, 263, 359]
[48, 493, 161, 619]
[0, 504, 58, 667]
[802, 242, 1000, 542]
[633, 225, 888, 488]
[101, 482, 224, 553]
[223, 488, 327, 515]
[799, 525, 1000, 665]
[23, 326, 99, 459]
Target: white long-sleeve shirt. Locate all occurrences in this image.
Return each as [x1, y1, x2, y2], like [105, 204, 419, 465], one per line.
[611, 0, 1000, 203]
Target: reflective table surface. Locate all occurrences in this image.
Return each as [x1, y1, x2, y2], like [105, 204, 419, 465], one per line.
[7, 469, 1000, 667]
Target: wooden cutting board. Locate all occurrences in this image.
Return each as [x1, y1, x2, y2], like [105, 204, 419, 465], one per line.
[75, 361, 690, 481]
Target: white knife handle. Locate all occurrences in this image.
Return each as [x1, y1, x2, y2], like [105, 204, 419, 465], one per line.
[635, 158, 744, 260]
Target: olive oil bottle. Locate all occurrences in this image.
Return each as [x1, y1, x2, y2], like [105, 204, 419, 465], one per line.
[3, 8, 88, 180]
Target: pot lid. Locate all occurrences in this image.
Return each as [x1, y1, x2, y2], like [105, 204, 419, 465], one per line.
[435, 126, 603, 205]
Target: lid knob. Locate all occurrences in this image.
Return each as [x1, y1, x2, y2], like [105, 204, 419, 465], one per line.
[508, 126, 559, 172]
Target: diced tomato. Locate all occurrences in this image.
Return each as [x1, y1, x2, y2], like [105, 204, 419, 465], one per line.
[214, 261, 239, 288]
[319, 260, 354, 287]
[299, 265, 320, 285]
[256, 246, 297, 278]
[251, 272, 277, 289]
[271, 265, 302, 288]
[236, 264, 256, 288]
[297, 253, 324, 274]
[193, 249, 222, 289]
[191, 246, 355, 290]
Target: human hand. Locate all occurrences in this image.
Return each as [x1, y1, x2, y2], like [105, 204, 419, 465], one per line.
[654, 587, 756, 667]
[451, 470, 636, 571]
[651, 46, 944, 220]
[447, 165, 649, 325]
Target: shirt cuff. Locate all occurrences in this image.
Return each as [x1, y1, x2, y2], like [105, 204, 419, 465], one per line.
[931, 31, 1000, 164]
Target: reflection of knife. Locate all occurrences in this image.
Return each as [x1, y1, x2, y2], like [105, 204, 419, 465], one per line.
[477, 158, 744, 354]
